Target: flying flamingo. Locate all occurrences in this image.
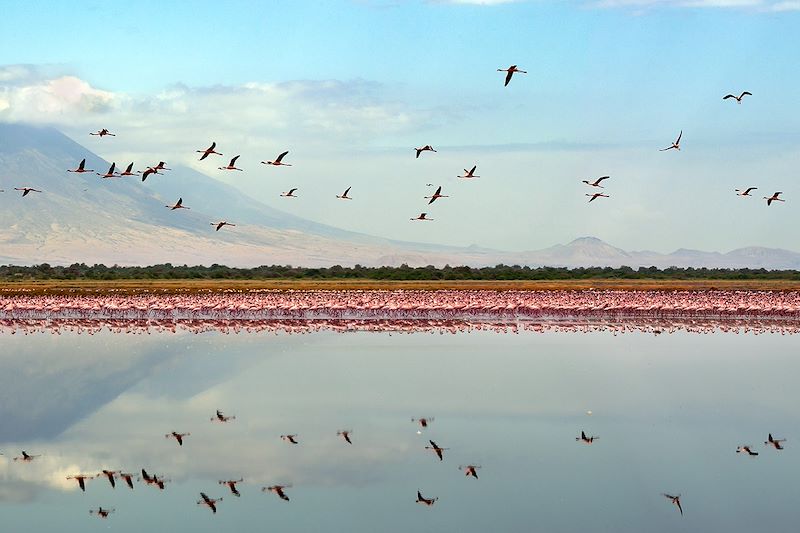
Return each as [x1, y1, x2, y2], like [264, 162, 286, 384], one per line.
[497, 65, 526, 87]
[13, 451, 40, 462]
[263, 484, 291, 501]
[281, 188, 298, 198]
[723, 91, 752, 104]
[458, 165, 480, 179]
[336, 187, 352, 199]
[66, 474, 95, 492]
[764, 192, 784, 206]
[576, 431, 599, 444]
[281, 434, 299, 445]
[459, 465, 481, 479]
[197, 492, 223, 514]
[411, 212, 432, 221]
[90, 128, 115, 137]
[660, 131, 682, 151]
[736, 445, 758, 456]
[582, 176, 610, 188]
[119, 472, 136, 489]
[416, 490, 438, 506]
[100, 470, 118, 488]
[197, 142, 222, 161]
[165, 431, 191, 446]
[166, 197, 190, 210]
[425, 440, 448, 461]
[424, 186, 449, 204]
[765, 433, 786, 450]
[414, 145, 436, 159]
[67, 158, 94, 173]
[219, 479, 243, 497]
[97, 162, 118, 178]
[211, 221, 236, 231]
[337, 430, 353, 444]
[14, 187, 42, 197]
[89, 507, 115, 519]
[261, 151, 291, 166]
[412, 417, 434, 432]
[735, 187, 757, 197]
[141, 162, 169, 182]
[586, 193, 609, 203]
[662, 493, 683, 516]
[141, 469, 168, 490]
[211, 409, 235, 422]
[118, 162, 140, 176]
[219, 155, 243, 171]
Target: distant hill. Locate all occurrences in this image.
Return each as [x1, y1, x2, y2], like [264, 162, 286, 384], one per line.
[1, 123, 799, 269]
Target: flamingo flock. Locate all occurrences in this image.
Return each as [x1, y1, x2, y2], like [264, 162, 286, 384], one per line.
[2, 290, 799, 323]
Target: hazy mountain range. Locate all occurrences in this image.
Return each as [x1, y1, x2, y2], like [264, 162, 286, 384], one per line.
[1, 123, 799, 269]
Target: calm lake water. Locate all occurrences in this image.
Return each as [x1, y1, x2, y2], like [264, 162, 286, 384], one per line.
[1, 328, 798, 532]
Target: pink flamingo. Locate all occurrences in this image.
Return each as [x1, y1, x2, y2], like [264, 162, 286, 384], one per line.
[67, 158, 94, 173]
[497, 65, 526, 87]
[261, 151, 291, 166]
[197, 142, 222, 160]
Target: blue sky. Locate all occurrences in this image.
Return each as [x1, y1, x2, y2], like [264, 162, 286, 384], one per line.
[1, 0, 799, 253]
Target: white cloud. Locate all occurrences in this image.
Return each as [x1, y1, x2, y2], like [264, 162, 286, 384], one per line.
[590, 0, 800, 9]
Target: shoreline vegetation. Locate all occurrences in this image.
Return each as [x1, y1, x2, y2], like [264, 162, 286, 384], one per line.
[2, 264, 800, 294]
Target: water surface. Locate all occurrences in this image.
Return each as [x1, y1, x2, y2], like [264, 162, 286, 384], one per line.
[1, 328, 797, 532]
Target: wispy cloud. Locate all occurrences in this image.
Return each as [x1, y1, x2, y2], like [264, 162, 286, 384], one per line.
[590, 0, 800, 10]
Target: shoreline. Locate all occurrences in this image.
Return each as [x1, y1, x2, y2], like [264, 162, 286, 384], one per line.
[3, 278, 800, 294]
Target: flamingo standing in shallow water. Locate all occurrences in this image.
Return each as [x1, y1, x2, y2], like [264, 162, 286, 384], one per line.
[723, 91, 752, 104]
[662, 493, 683, 516]
[424, 186, 449, 204]
[197, 142, 222, 161]
[67, 158, 94, 173]
[197, 492, 223, 513]
[498, 65, 526, 86]
[97, 162, 118, 178]
[735, 187, 757, 197]
[90, 128, 115, 137]
[458, 165, 480, 179]
[211, 221, 236, 231]
[764, 192, 784, 206]
[586, 193, 609, 203]
[459, 465, 481, 479]
[212, 409, 235, 422]
[336, 187, 352, 199]
[165, 431, 191, 446]
[765, 433, 786, 450]
[660, 131, 682, 151]
[414, 145, 436, 159]
[263, 485, 291, 501]
[14, 187, 42, 197]
[166, 197, 190, 210]
[261, 151, 291, 166]
[582, 176, 610, 188]
[218, 155, 243, 171]
[219, 479, 243, 497]
[89, 507, 115, 519]
[416, 490, 438, 506]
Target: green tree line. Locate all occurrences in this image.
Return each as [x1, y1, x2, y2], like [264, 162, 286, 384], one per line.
[1, 263, 800, 281]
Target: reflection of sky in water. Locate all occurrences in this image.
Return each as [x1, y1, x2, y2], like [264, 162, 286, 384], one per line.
[1, 330, 798, 532]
